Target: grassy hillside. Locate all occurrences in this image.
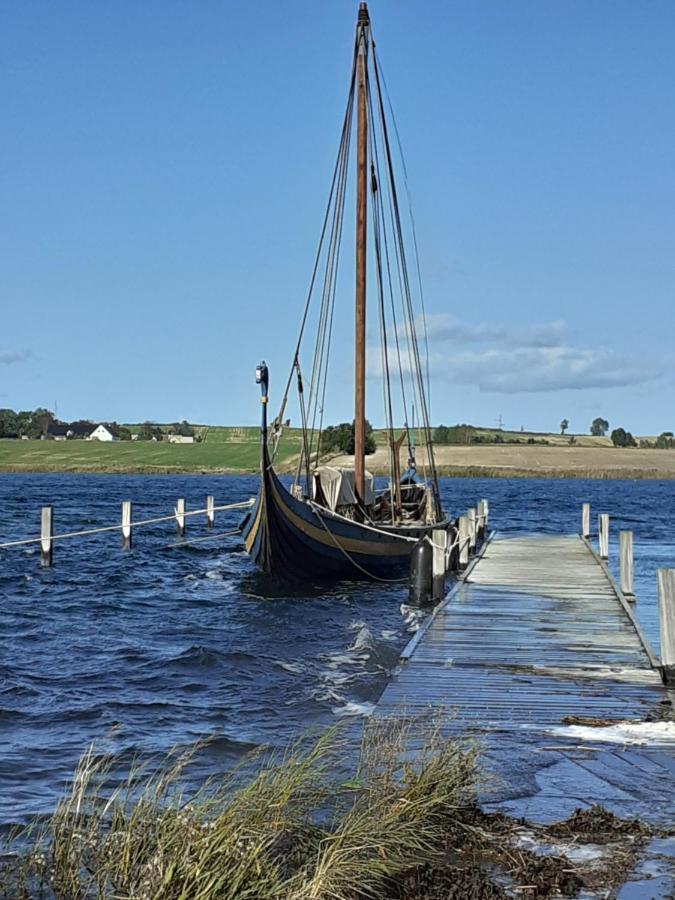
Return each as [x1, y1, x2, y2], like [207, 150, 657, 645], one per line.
[0, 426, 303, 474]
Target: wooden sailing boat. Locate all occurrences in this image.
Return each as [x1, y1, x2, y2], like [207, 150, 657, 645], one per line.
[242, 3, 448, 580]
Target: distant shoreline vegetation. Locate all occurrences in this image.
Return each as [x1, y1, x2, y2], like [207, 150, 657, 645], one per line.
[1, 412, 675, 478]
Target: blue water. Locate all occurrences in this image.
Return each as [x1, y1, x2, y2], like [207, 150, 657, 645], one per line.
[0, 474, 673, 828]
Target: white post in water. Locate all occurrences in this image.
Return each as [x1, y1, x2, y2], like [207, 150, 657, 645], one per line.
[482, 498, 489, 532]
[121, 501, 133, 550]
[206, 495, 215, 529]
[476, 500, 485, 539]
[582, 503, 590, 538]
[458, 516, 469, 568]
[467, 508, 477, 550]
[40, 506, 53, 568]
[620, 530, 634, 598]
[598, 513, 609, 559]
[176, 498, 186, 537]
[432, 527, 447, 602]
[657, 568, 675, 684]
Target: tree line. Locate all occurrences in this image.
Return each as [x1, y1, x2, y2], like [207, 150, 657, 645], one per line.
[0, 408, 197, 441]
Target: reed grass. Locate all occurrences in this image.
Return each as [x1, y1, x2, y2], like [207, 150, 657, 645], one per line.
[1, 720, 480, 900]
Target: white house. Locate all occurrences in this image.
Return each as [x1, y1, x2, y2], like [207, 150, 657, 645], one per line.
[88, 424, 118, 442]
[167, 434, 195, 444]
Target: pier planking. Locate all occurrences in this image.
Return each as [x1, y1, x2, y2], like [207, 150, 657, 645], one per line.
[376, 533, 675, 824]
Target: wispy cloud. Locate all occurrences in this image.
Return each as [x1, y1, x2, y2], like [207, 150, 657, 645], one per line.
[0, 350, 31, 366]
[438, 345, 661, 394]
[373, 317, 665, 394]
[423, 314, 567, 349]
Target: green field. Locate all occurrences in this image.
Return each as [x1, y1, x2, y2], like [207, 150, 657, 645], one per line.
[0, 426, 304, 474]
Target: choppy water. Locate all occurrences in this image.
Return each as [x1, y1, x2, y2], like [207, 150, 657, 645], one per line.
[0, 473, 672, 828]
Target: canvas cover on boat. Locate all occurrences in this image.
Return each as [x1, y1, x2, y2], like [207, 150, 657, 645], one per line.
[313, 466, 375, 510]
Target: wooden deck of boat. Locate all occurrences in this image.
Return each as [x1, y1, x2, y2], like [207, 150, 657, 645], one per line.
[376, 534, 675, 824]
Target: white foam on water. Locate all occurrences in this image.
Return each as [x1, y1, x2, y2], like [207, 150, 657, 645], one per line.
[547, 720, 675, 745]
[324, 652, 369, 668]
[348, 625, 374, 652]
[273, 660, 305, 675]
[515, 831, 607, 863]
[380, 629, 398, 641]
[349, 619, 367, 632]
[321, 669, 357, 686]
[400, 603, 425, 633]
[331, 701, 376, 718]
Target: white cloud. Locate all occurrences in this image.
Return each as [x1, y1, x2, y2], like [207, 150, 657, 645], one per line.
[373, 317, 665, 394]
[422, 314, 567, 349]
[438, 345, 661, 394]
[0, 350, 31, 365]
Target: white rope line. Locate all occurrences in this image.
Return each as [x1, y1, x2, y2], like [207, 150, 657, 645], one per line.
[0, 499, 255, 550]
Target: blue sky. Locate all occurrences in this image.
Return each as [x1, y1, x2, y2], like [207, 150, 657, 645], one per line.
[2, 0, 674, 434]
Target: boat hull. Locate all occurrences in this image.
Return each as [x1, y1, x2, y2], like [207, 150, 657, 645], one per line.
[242, 459, 446, 581]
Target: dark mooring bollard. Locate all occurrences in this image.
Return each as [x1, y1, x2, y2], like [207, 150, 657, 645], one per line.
[409, 538, 433, 606]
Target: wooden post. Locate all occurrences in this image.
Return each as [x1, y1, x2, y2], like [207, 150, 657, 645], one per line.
[121, 501, 133, 550]
[481, 498, 489, 532]
[657, 569, 675, 684]
[432, 527, 447, 602]
[176, 498, 186, 537]
[476, 501, 485, 539]
[206, 495, 215, 529]
[447, 525, 459, 572]
[458, 516, 469, 568]
[582, 502, 590, 538]
[40, 506, 53, 568]
[619, 530, 634, 599]
[598, 513, 609, 559]
[467, 508, 477, 550]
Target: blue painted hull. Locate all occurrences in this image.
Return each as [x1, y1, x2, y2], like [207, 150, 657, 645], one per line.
[242, 447, 447, 581]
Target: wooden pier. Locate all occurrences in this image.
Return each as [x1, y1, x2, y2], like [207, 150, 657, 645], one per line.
[377, 531, 675, 825]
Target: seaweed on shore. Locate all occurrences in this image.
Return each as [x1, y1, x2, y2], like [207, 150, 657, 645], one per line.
[0, 725, 667, 900]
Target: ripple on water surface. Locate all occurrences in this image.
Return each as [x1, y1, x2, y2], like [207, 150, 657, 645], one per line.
[0, 473, 672, 825]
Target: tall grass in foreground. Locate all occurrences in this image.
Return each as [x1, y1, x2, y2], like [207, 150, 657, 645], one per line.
[1, 720, 479, 900]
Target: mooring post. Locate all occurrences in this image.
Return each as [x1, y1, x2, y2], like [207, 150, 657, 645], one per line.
[40, 506, 53, 568]
[121, 501, 133, 550]
[432, 527, 447, 602]
[657, 568, 675, 684]
[447, 524, 459, 572]
[482, 498, 489, 532]
[176, 498, 186, 537]
[582, 502, 590, 538]
[206, 495, 215, 529]
[467, 508, 477, 550]
[619, 530, 634, 599]
[598, 513, 609, 559]
[476, 501, 485, 539]
[458, 516, 469, 568]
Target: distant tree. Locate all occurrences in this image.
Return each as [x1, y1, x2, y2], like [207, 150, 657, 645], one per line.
[560, 418, 569, 435]
[138, 421, 163, 441]
[433, 425, 451, 445]
[16, 411, 32, 436]
[27, 408, 55, 438]
[611, 427, 637, 448]
[0, 408, 19, 438]
[320, 420, 375, 455]
[590, 417, 609, 437]
[170, 420, 194, 437]
[117, 426, 132, 441]
[569, 434, 576, 445]
[655, 432, 674, 450]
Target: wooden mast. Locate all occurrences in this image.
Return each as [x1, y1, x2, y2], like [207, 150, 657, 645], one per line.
[354, 2, 369, 503]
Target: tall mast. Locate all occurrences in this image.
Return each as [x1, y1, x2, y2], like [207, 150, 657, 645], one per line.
[354, 2, 369, 502]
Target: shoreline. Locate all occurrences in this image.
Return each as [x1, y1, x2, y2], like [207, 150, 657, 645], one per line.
[2, 462, 675, 479]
